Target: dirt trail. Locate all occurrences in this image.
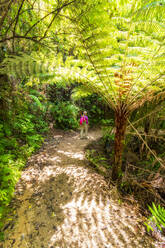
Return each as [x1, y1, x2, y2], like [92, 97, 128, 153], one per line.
[1, 129, 156, 248]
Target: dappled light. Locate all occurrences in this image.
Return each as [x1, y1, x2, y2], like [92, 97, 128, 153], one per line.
[2, 130, 156, 248]
[1, 0, 165, 246]
[57, 150, 84, 160]
[49, 193, 144, 247]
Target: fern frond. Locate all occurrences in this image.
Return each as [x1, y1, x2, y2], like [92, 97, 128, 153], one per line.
[0, 53, 49, 78]
[71, 85, 93, 100]
[29, 95, 45, 111]
[134, 1, 165, 22]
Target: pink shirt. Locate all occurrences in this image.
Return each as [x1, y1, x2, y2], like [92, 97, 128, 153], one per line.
[80, 115, 88, 125]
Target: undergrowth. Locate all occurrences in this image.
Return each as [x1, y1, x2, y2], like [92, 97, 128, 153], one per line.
[0, 87, 49, 240]
[85, 124, 165, 218]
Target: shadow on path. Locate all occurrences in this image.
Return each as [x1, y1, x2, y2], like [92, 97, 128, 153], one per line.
[1, 129, 156, 248]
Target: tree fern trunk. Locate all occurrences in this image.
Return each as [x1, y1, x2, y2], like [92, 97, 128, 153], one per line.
[112, 107, 128, 181]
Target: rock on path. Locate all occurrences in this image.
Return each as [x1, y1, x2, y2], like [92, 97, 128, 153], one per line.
[1, 129, 156, 248]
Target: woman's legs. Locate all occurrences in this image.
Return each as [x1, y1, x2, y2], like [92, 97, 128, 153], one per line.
[80, 125, 84, 138]
[80, 124, 88, 138]
[85, 124, 88, 137]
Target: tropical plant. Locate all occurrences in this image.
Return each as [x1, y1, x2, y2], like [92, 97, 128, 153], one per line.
[0, 0, 79, 233]
[0, 0, 76, 52]
[50, 101, 79, 129]
[65, 0, 165, 180]
[145, 202, 165, 232]
[1, 0, 165, 183]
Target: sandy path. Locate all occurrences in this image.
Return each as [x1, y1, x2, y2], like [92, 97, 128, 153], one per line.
[1, 129, 156, 248]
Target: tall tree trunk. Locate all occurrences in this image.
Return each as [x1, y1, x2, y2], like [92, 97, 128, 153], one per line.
[112, 106, 128, 181]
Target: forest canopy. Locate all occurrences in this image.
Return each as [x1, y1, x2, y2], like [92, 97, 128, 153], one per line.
[0, 0, 165, 240]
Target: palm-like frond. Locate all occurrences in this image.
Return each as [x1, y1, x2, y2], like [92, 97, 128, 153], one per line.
[0, 53, 49, 78]
[65, 0, 165, 113]
[1, 0, 165, 113]
[1, 0, 165, 181]
[134, 0, 165, 22]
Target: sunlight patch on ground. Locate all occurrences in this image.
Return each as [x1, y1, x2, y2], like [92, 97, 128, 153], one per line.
[32, 164, 90, 184]
[21, 167, 39, 182]
[72, 133, 100, 141]
[47, 165, 154, 248]
[48, 189, 151, 248]
[49, 155, 61, 162]
[2, 129, 157, 248]
[57, 150, 84, 160]
[53, 135, 63, 139]
[20, 163, 150, 247]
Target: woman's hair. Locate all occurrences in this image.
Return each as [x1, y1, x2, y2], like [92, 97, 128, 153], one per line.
[83, 111, 87, 114]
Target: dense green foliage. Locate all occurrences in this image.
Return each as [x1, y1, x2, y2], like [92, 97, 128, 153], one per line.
[47, 83, 113, 127]
[145, 203, 165, 232]
[50, 101, 79, 129]
[0, 80, 49, 230]
[0, 0, 165, 238]
[2, 0, 165, 181]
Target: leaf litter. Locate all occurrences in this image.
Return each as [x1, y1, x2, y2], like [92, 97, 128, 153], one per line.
[0, 129, 158, 248]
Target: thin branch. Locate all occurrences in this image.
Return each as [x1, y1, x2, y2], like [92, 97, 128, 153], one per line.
[32, 0, 37, 8]
[12, 0, 25, 51]
[24, 10, 54, 37]
[39, 11, 59, 42]
[128, 120, 165, 169]
[128, 178, 165, 206]
[127, 132, 165, 141]
[127, 106, 162, 128]
[127, 73, 164, 111]
[0, 35, 41, 43]
[26, 0, 37, 8]
[13, 0, 25, 37]
[4, 8, 33, 36]
[24, 0, 76, 37]
[127, 163, 165, 179]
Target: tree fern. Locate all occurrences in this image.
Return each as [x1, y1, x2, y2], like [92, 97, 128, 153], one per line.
[67, 0, 165, 180]
[1, 0, 165, 180]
